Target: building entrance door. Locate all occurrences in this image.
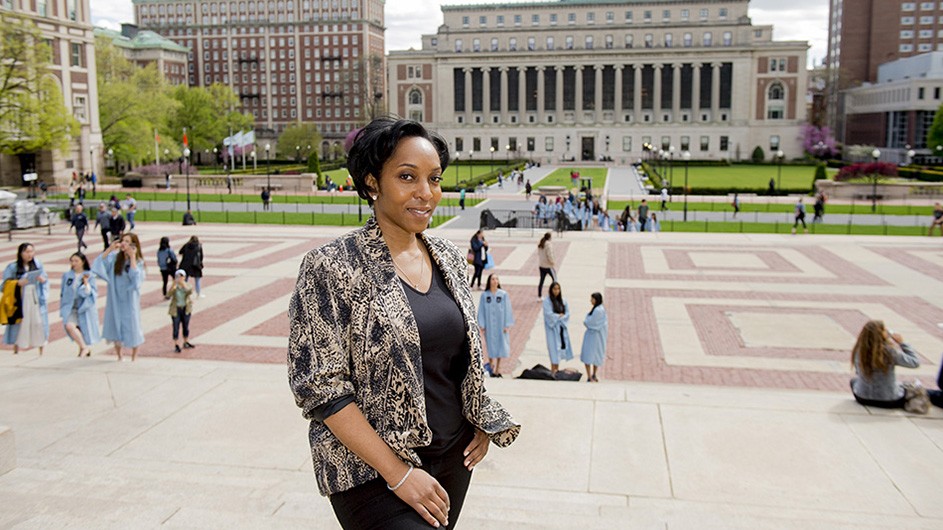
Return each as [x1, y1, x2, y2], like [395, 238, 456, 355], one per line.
[581, 137, 595, 161]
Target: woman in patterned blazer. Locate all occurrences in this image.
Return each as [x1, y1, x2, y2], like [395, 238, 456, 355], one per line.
[289, 117, 520, 530]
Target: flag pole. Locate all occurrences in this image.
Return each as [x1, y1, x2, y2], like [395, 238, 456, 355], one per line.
[155, 128, 160, 165]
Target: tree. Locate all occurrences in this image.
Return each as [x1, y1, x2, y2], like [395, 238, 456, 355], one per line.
[277, 122, 322, 161]
[926, 103, 943, 152]
[167, 84, 253, 154]
[96, 37, 179, 165]
[751, 146, 765, 163]
[800, 124, 838, 159]
[811, 163, 828, 193]
[835, 161, 897, 212]
[307, 151, 323, 188]
[0, 13, 78, 158]
[352, 54, 386, 122]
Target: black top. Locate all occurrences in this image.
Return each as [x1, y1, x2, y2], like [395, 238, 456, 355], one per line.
[71, 212, 88, 231]
[402, 259, 472, 458]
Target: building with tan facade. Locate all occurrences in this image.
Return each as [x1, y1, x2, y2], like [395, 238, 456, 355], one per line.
[132, 0, 385, 152]
[388, 0, 808, 165]
[95, 24, 190, 86]
[0, 0, 103, 186]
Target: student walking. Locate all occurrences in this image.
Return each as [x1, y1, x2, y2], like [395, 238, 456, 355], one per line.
[459, 187, 466, 210]
[60, 252, 100, 357]
[70, 203, 89, 252]
[792, 197, 808, 234]
[638, 199, 650, 231]
[2, 243, 49, 355]
[124, 193, 137, 229]
[179, 235, 205, 297]
[92, 233, 146, 361]
[261, 188, 271, 211]
[469, 230, 488, 290]
[543, 281, 573, 375]
[929, 203, 943, 236]
[580, 293, 608, 383]
[168, 269, 196, 353]
[813, 193, 826, 223]
[477, 273, 514, 377]
[94, 202, 111, 250]
[536, 231, 556, 300]
[108, 206, 126, 242]
[157, 236, 178, 299]
[732, 193, 740, 218]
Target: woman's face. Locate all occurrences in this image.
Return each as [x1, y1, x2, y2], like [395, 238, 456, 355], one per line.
[70, 255, 83, 271]
[119, 235, 131, 251]
[551, 284, 561, 297]
[20, 245, 34, 263]
[367, 136, 443, 235]
[489, 275, 499, 290]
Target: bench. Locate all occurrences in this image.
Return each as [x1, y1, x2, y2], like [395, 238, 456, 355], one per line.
[538, 186, 568, 196]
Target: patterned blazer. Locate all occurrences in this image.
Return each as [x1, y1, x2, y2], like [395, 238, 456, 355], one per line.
[288, 216, 521, 496]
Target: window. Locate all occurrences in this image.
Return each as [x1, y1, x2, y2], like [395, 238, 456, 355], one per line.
[681, 9, 689, 21]
[644, 34, 653, 48]
[922, 2, 936, 10]
[585, 36, 593, 49]
[509, 37, 517, 51]
[527, 137, 535, 151]
[622, 136, 632, 151]
[491, 37, 499, 51]
[920, 16, 934, 24]
[455, 39, 463, 52]
[723, 32, 732, 46]
[73, 95, 87, 122]
[901, 43, 915, 51]
[67, 0, 77, 20]
[497, 15, 504, 26]
[662, 9, 670, 21]
[462, 16, 469, 27]
[37, 0, 47, 16]
[920, 29, 933, 38]
[514, 14, 522, 26]
[568, 13, 576, 24]
[768, 83, 784, 100]
[625, 11, 633, 23]
[605, 34, 613, 49]
[683, 33, 692, 47]
[664, 33, 672, 47]
[902, 16, 915, 24]
[587, 12, 595, 24]
[720, 136, 729, 151]
[643, 10, 651, 23]
[545, 137, 554, 151]
[901, 30, 915, 38]
[479, 15, 486, 26]
[528, 37, 536, 50]
[549, 14, 557, 25]
[546, 36, 555, 50]
[703, 32, 713, 46]
[532, 14, 539, 25]
[919, 87, 926, 99]
[606, 11, 614, 24]
[455, 138, 464, 152]
[700, 136, 709, 151]
[902, 2, 916, 10]
[565, 36, 574, 49]
[70, 43, 83, 67]
[719, 8, 728, 19]
[700, 8, 708, 20]
[919, 43, 933, 51]
[473, 38, 480, 52]
[625, 34, 634, 48]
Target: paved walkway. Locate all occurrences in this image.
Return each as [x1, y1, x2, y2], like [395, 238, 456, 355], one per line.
[1, 211, 943, 528]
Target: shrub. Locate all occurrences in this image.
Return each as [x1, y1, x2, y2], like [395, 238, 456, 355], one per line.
[811, 163, 828, 192]
[834, 162, 897, 182]
[751, 146, 765, 163]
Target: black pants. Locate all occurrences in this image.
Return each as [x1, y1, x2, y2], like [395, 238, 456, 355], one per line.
[161, 270, 172, 296]
[100, 229, 110, 250]
[470, 264, 484, 288]
[793, 214, 807, 229]
[171, 307, 191, 340]
[75, 228, 87, 251]
[330, 439, 473, 530]
[537, 267, 555, 297]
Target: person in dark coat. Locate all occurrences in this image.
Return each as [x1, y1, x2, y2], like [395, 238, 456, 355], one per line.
[179, 235, 204, 297]
[69, 204, 89, 252]
[108, 207, 126, 243]
[94, 203, 111, 250]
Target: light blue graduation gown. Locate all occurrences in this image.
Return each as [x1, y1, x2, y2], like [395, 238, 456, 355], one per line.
[92, 252, 145, 348]
[477, 288, 514, 359]
[2, 260, 49, 345]
[543, 297, 574, 364]
[580, 306, 608, 367]
[59, 270, 101, 346]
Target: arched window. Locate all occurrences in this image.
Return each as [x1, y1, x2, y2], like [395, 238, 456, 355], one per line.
[408, 89, 422, 105]
[768, 83, 784, 100]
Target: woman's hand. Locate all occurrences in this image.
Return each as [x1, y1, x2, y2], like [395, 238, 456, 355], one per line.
[463, 429, 490, 471]
[890, 332, 904, 344]
[36, 275, 46, 284]
[16, 276, 27, 286]
[390, 466, 450, 528]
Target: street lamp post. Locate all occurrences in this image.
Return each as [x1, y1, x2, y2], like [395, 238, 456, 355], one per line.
[213, 147, 218, 174]
[468, 149, 473, 184]
[871, 148, 881, 212]
[668, 145, 675, 188]
[489, 146, 495, 175]
[682, 151, 691, 222]
[296, 145, 300, 162]
[265, 143, 271, 192]
[454, 151, 461, 186]
[776, 150, 785, 192]
[907, 148, 916, 166]
[183, 147, 191, 212]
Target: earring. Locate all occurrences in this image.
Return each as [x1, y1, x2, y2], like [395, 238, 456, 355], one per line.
[371, 194, 378, 201]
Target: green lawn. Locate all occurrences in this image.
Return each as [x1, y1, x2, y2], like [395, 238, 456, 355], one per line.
[609, 199, 936, 217]
[533, 167, 609, 190]
[660, 164, 834, 190]
[50, 191, 481, 208]
[136, 209, 453, 228]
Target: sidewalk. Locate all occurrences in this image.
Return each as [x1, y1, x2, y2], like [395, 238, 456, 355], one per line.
[1, 223, 943, 527]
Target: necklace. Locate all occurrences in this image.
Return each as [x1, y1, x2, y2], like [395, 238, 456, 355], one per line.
[392, 249, 425, 289]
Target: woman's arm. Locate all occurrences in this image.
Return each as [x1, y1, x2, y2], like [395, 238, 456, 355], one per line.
[893, 343, 921, 369]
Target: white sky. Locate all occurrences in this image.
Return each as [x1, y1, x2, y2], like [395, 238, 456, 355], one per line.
[91, 0, 829, 66]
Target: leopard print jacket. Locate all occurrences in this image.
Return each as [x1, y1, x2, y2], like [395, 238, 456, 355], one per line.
[288, 216, 521, 496]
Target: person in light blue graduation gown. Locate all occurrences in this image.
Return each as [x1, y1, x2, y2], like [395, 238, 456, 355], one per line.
[580, 292, 608, 383]
[60, 252, 101, 357]
[543, 281, 573, 375]
[477, 273, 514, 377]
[2, 242, 49, 354]
[92, 232, 145, 361]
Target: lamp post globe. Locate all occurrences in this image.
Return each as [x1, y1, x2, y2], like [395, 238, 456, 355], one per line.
[489, 146, 495, 174]
[264, 143, 271, 191]
[668, 145, 676, 189]
[870, 149, 881, 212]
[468, 149, 473, 183]
[907, 149, 916, 165]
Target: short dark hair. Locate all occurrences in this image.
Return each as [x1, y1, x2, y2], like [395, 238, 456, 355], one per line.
[347, 117, 450, 206]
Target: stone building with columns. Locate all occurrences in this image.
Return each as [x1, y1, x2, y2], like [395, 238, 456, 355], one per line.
[388, 0, 808, 165]
[0, 0, 103, 186]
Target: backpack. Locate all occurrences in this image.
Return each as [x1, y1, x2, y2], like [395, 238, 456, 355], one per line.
[165, 251, 178, 271]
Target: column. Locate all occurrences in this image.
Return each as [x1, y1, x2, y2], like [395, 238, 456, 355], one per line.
[482, 67, 490, 123]
[711, 62, 721, 122]
[672, 63, 682, 122]
[555, 65, 564, 119]
[633, 64, 642, 118]
[536, 66, 546, 123]
[518, 66, 527, 120]
[464, 67, 472, 119]
[692, 63, 702, 118]
[653, 64, 663, 117]
[575, 65, 583, 122]
[614, 65, 624, 117]
[500, 66, 509, 122]
[594, 64, 604, 123]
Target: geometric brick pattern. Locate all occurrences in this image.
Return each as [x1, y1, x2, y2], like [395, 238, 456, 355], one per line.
[3, 226, 941, 394]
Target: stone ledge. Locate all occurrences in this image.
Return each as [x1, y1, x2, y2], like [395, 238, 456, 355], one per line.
[0, 425, 15, 476]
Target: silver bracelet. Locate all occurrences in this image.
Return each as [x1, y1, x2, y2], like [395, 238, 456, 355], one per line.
[387, 463, 414, 492]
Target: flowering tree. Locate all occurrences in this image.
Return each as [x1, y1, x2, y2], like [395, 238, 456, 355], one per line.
[835, 161, 897, 211]
[800, 124, 838, 159]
